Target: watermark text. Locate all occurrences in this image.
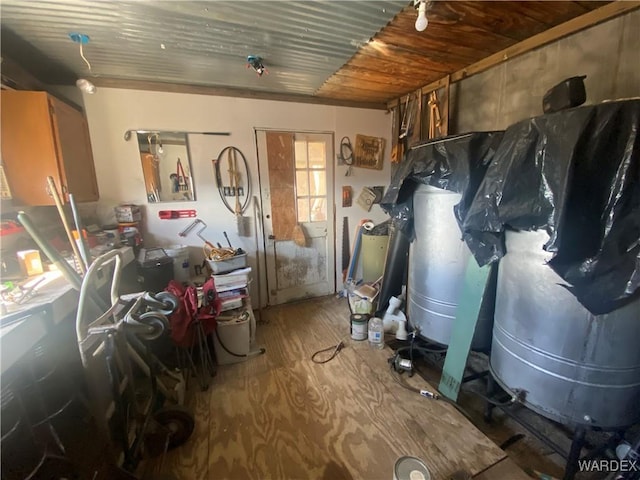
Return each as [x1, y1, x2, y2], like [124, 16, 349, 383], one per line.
[578, 459, 639, 473]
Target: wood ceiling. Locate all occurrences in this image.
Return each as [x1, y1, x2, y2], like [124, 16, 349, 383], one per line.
[316, 1, 619, 105]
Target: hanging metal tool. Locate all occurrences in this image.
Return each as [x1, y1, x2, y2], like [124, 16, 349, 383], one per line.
[399, 93, 417, 140]
[178, 219, 216, 250]
[253, 196, 264, 324]
[428, 91, 443, 139]
[158, 210, 197, 219]
[214, 147, 252, 214]
[214, 146, 252, 236]
[338, 136, 354, 176]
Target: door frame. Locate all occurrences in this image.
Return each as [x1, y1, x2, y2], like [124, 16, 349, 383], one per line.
[254, 128, 336, 306]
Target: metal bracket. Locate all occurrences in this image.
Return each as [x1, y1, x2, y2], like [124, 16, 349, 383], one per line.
[123, 129, 231, 141]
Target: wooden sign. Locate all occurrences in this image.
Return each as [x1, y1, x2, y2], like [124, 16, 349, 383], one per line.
[354, 134, 385, 170]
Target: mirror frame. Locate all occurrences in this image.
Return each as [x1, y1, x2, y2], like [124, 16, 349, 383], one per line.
[136, 130, 196, 203]
[125, 129, 231, 203]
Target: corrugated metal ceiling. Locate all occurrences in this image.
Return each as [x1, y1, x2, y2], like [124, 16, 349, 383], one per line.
[1, 1, 626, 108]
[0, 0, 407, 97]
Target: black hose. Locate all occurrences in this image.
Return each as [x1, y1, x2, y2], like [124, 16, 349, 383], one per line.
[339, 136, 353, 165]
[462, 388, 517, 407]
[311, 342, 345, 364]
[395, 344, 447, 357]
[376, 227, 410, 316]
[214, 327, 247, 358]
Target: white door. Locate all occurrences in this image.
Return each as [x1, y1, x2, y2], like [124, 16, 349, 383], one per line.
[256, 130, 335, 305]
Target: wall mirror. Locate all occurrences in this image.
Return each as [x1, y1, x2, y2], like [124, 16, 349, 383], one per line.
[134, 131, 195, 202]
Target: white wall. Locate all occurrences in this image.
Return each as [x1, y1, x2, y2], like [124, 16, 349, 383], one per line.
[82, 88, 391, 306]
[334, 109, 392, 288]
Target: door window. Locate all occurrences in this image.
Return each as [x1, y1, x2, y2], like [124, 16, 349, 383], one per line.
[294, 139, 327, 222]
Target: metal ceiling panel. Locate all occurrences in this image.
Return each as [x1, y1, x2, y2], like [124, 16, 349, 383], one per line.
[2, 0, 618, 106]
[0, 0, 407, 95]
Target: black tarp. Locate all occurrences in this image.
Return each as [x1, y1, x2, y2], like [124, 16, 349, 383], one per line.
[380, 131, 504, 240]
[463, 99, 640, 314]
[381, 99, 640, 315]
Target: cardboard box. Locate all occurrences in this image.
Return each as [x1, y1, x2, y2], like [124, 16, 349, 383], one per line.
[17, 250, 44, 276]
[115, 204, 141, 223]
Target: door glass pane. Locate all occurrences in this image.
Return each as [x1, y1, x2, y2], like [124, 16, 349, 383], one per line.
[310, 197, 326, 222]
[309, 170, 326, 196]
[295, 170, 309, 196]
[297, 198, 309, 223]
[295, 141, 308, 169]
[308, 142, 326, 169]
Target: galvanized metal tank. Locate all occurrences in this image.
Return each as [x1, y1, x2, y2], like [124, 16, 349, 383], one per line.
[491, 229, 640, 429]
[408, 184, 495, 349]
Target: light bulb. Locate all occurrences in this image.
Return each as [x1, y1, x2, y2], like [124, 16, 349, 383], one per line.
[76, 78, 96, 94]
[415, 2, 428, 32]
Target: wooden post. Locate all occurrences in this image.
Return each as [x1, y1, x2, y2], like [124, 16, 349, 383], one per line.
[442, 75, 451, 136]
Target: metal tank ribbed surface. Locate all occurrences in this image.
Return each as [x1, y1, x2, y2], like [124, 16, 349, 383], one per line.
[408, 184, 495, 349]
[490, 229, 640, 428]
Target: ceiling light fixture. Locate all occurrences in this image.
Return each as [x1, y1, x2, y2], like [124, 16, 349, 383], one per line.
[69, 32, 97, 94]
[76, 78, 96, 94]
[247, 55, 268, 77]
[414, 0, 429, 32]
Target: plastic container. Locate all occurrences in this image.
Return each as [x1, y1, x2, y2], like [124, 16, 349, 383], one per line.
[165, 244, 190, 283]
[206, 253, 247, 274]
[368, 316, 384, 349]
[212, 317, 250, 365]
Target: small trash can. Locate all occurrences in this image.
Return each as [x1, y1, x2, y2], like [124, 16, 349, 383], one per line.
[212, 316, 250, 365]
[137, 248, 174, 293]
[165, 244, 190, 283]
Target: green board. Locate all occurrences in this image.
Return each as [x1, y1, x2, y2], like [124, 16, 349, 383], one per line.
[439, 258, 492, 401]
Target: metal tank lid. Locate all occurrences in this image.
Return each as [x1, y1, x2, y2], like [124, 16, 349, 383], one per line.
[394, 456, 431, 480]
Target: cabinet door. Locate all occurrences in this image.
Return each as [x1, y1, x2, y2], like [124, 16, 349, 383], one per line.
[0, 91, 62, 205]
[49, 97, 99, 202]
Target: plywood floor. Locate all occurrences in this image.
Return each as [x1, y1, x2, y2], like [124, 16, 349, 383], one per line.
[154, 296, 526, 480]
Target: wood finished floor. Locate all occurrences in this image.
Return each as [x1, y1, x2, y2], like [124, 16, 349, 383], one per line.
[155, 296, 519, 480]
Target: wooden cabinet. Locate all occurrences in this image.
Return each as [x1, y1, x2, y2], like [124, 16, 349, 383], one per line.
[1, 90, 99, 205]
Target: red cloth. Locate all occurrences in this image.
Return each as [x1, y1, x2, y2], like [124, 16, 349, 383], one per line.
[165, 279, 220, 347]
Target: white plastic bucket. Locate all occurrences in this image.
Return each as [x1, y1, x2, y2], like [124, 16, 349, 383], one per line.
[165, 244, 190, 283]
[213, 317, 250, 365]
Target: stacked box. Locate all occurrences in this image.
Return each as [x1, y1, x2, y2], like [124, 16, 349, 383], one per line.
[115, 204, 141, 223]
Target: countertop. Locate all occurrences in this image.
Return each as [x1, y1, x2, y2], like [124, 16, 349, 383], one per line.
[0, 246, 135, 373]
